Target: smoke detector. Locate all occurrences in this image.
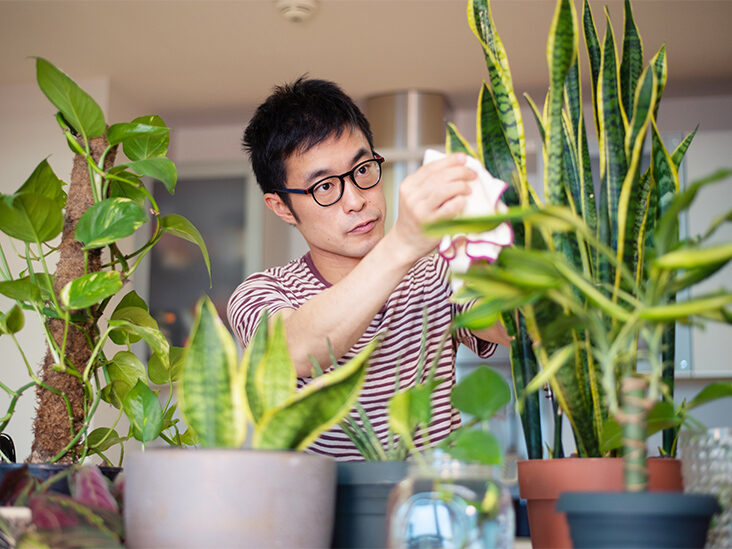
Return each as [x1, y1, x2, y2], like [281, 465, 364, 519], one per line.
[275, 0, 319, 23]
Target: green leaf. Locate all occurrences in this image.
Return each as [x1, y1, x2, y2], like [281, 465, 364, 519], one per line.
[109, 303, 157, 345]
[0, 273, 54, 303]
[122, 115, 169, 161]
[124, 158, 177, 195]
[123, 380, 163, 443]
[160, 214, 211, 284]
[108, 319, 169, 369]
[444, 429, 502, 465]
[254, 341, 374, 450]
[148, 346, 185, 385]
[254, 316, 297, 417]
[60, 271, 122, 310]
[106, 351, 147, 403]
[388, 379, 444, 443]
[35, 57, 105, 138]
[18, 159, 66, 209]
[477, 83, 520, 186]
[0, 304, 24, 335]
[242, 313, 269, 424]
[0, 192, 64, 243]
[451, 366, 511, 420]
[106, 121, 168, 147]
[640, 293, 732, 321]
[687, 382, 732, 410]
[653, 243, 732, 271]
[86, 428, 124, 454]
[179, 296, 245, 448]
[446, 123, 476, 157]
[619, 0, 643, 119]
[75, 198, 147, 250]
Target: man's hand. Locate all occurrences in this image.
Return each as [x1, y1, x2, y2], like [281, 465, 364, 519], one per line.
[387, 153, 476, 263]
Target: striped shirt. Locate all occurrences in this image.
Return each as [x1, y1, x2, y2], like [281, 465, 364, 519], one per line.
[226, 252, 496, 460]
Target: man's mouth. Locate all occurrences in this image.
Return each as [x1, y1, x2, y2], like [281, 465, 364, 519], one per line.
[348, 219, 377, 235]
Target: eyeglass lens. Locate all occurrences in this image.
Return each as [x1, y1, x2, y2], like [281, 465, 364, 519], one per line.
[312, 159, 382, 206]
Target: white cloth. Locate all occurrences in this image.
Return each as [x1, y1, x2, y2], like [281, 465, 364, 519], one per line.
[423, 149, 514, 291]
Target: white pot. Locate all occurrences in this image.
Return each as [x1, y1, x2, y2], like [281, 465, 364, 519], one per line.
[124, 448, 336, 548]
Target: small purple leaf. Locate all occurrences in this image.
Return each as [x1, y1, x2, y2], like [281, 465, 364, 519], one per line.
[29, 494, 83, 530]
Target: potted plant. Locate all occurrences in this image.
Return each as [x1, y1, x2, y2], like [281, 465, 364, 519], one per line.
[124, 296, 375, 548]
[0, 58, 209, 468]
[429, 0, 732, 546]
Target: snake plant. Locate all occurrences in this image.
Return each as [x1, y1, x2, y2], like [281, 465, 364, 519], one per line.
[179, 296, 374, 449]
[434, 0, 732, 489]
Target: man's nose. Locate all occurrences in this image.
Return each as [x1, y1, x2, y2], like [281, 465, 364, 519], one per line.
[340, 177, 366, 211]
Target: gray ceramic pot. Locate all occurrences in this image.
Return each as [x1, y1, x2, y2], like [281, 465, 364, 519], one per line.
[125, 448, 336, 548]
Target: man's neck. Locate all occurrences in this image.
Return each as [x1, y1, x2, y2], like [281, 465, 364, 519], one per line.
[308, 250, 363, 285]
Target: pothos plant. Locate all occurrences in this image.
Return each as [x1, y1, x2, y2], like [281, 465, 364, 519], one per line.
[0, 58, 210, 464]
[430, 0, 732, 490]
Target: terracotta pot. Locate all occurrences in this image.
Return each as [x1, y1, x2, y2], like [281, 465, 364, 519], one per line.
[517, 457, 682, 549]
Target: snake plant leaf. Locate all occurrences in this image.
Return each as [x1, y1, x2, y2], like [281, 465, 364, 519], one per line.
[0, 273, 54, 304]
[18, 160, 66, 209]
[671, 126, 698, 169]
[254, 315, 297, 418]
[650, 118, 680, 255]
[75, 198, 148, 250]
[619, 0, 643, 119]
[545, 0, 577, 208]
[0, 304, 24, 335]
[123, 380, 164, 443]
[687, 381, 732, 410]
[598, 8, 628, 257]
[444, 429, 502, 465]
[650, 44, 668, 119]
[107, 120, 169, 148]
[242, 313, 269, 424]
[468, 0, 526, 174]
[524, 93, 546, 145]
[124, 157, 177, 195]
[179, 296, 245, 448]
[160, 214, 211, 285]
[477, 83, 520, 188]
[445, 123, 477, 157]
[452, 366, 510, 420]
[0, 192, 64, 243]
[122, 115, 169, 161]
[35, 57, 105, 139]
[582, 0, 602, 134]
[60, 271, 123, 310]
[615, 66, 657, 292]
[253, 341, 374, 450]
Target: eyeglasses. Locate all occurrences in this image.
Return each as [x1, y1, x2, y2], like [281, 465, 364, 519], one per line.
[278, 153, 384, 207]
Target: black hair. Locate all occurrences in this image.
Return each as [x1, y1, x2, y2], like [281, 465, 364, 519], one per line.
[242, 77, 374, 208]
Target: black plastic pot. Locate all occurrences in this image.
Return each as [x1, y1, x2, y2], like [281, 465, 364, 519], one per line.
[332, 461, 408, 549]
[556, 491, 720, 548]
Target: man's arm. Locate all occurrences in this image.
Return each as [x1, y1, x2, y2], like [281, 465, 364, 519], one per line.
[280, 154, 477, 376]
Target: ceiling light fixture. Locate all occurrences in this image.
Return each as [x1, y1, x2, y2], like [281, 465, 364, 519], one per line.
[275, 0, 319, 23]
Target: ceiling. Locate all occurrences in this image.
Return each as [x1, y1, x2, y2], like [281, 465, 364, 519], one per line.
[2, 0, 732, 126]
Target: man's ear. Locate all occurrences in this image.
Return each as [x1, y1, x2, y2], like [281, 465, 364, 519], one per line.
[264, 193, 298, 225]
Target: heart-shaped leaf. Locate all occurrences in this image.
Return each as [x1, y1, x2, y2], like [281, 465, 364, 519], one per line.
[75, 198, 147, 250]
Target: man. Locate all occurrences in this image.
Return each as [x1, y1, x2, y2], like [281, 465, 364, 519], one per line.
[227, 78, 509, 460]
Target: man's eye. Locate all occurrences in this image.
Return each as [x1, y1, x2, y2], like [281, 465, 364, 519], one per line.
[356, 164, 370, 176]
[314, 181, 334, 194]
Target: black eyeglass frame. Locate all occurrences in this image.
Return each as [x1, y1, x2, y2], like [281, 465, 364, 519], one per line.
[277, 153, 385, 207]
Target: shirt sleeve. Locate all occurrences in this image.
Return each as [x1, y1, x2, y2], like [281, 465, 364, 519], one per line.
[226, 272, 296, 348]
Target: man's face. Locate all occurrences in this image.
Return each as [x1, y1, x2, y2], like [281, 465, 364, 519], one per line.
[274, 128, 386, 264]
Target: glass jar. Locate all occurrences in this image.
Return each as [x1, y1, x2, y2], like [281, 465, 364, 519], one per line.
[386, 450, 514, 549]
[680, 427, 732, 549]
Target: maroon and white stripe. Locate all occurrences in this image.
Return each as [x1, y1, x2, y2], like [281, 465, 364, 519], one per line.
[227, 253, 496, 460]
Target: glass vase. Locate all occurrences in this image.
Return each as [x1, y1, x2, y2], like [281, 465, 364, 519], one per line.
[680, 427, 732, 549]
[387, 450, 514, 549]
